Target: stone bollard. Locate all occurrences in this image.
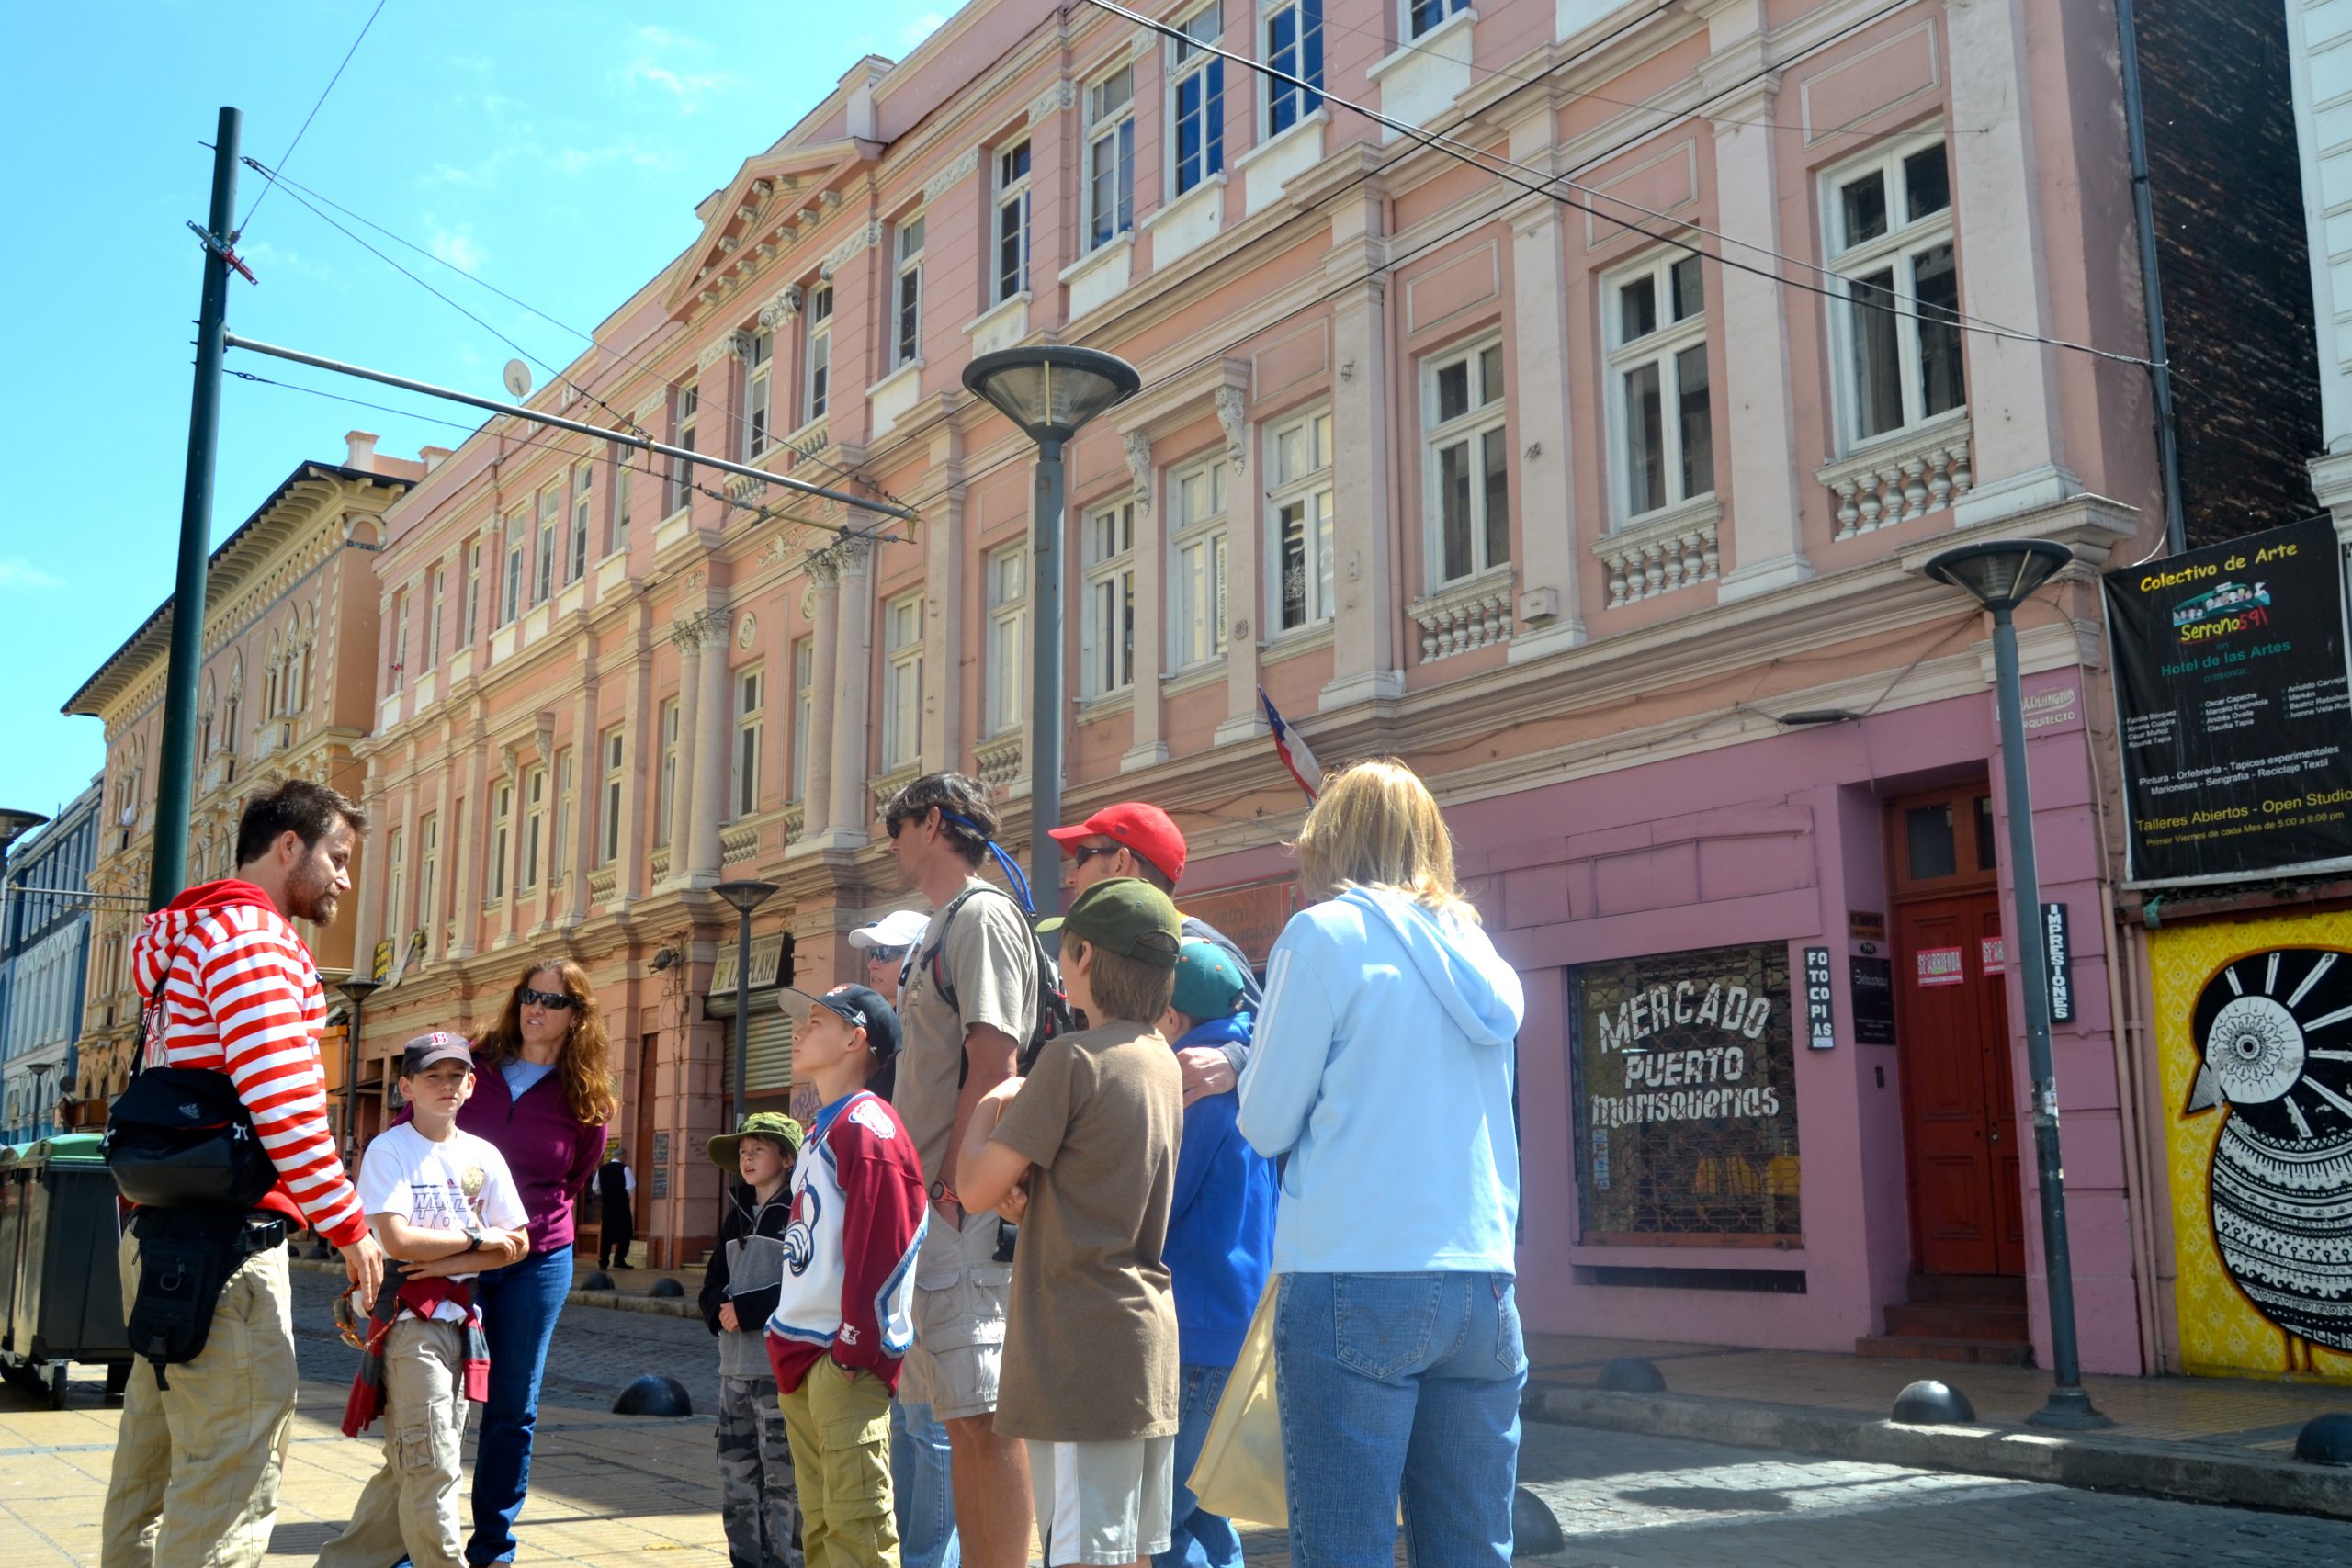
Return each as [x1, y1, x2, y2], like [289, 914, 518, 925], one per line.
[1891, 1379, 1976, 1426]
[649, 1277, 686, 1298]
[581, 1271, 616, 1292]
[613, 1374, 694, 1417]
[1595, 1357, 1667, 1393]
[1510, 1484, 1565, 1556]
[2295, 1413, 2352, 1466]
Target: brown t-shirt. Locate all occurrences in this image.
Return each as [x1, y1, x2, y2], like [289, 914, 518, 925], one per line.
[894, 876, 1038, 1193]
[989, 1019, 1182, 1442]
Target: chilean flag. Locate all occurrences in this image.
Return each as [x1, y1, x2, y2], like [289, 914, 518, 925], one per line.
[1259, 687, 1323, 802]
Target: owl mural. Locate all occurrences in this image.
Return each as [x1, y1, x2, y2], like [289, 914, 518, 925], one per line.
[2181, 947, 2352, 1369]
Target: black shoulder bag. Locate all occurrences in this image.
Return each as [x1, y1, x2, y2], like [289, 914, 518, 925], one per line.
[101, 931, 291, 1386]
[103, 934, 279, 1212]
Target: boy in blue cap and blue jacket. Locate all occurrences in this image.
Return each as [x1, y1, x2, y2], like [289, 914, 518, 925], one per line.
[1154, 940, 1276, 1568]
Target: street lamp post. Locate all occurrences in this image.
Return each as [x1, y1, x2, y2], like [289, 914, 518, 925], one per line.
[960, 347, 1142, 920]
[713, 880, 779, 1118]
[336, 976, 379, 1161]
[1923, 538, 2111, 1429]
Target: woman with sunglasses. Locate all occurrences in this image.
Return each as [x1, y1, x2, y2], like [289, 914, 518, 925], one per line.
[448, 960, 616, 1564]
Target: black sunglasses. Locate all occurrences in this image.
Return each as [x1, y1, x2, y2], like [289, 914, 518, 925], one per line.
[867, 944, 910, 964]
[1071, 843, 1124, 867]
[519, 987, 577, 1010]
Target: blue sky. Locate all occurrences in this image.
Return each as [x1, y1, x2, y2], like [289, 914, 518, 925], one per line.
[1, 0, 956, 823]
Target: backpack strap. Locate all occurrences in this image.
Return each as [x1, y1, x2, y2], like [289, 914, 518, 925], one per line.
[922, 887, 987, 1014]
[130, 926, 201, 1084]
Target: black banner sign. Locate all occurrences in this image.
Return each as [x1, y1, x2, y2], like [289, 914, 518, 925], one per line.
[1569, 942, 1802, 1244]
[1850, 957, 1898, 1045]
[2041, 902, 2075, 1025]
[2104, 519, 2352, 885]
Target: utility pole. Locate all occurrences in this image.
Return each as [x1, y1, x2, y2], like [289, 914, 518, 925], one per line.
[151, 107, 244, 910]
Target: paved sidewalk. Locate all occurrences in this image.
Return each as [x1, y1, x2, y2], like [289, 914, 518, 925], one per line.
[0, 1372, 733, 1565]
[1525, 1332, 2352, 1517]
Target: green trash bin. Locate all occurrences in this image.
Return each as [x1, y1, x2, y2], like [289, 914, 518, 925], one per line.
[2, 1134, 130, 1405]
[0, 1145, 26, 1368]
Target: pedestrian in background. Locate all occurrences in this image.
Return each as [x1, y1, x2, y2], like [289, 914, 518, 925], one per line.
[1238, 759, 1528, 1567]
[443, 961, 616, 1564]
[703, 1111, 809, 1568]
[101, 780, 384, 1568]
[598, 1144, 638, 1270]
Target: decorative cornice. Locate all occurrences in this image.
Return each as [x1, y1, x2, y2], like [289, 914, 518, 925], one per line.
[1025, 80, 1073, 126]
[922, 147, 981, 209]
[822, 220, 882, 278]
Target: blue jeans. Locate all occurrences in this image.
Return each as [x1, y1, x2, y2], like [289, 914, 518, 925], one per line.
[467, 1244, 572, 1563]
[1273, 1271, 1525, 1568]
[1154, 1363, 1243, 1568]
[889, 1394, 959, 1568]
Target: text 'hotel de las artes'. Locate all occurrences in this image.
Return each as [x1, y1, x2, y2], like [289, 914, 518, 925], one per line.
[56, 0, 2352, 1397]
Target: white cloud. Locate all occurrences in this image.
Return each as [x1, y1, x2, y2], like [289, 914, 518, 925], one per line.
[424, 218, 487, 273]
[903, 12, 947, 49]
[0, 557, 64, 592]
[616, 25, 741, 114]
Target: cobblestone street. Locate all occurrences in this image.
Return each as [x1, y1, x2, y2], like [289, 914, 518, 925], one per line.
[289, 1263, 727, 1417]
[1510, 1425, 2352, 1566]
[37, 1279, 2304, 1568]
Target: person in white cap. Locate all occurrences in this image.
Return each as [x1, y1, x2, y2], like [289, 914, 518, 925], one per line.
[849, 908, 931, 1006]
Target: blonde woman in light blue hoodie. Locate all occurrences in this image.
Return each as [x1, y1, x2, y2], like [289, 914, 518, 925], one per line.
[1238, 758, 1527, 1568]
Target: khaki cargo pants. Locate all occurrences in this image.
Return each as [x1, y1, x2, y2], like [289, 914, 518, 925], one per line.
[316, 1316, 470, 1568]
[779, 1359, 899, 1568]
[100, 1228, 297, 1568]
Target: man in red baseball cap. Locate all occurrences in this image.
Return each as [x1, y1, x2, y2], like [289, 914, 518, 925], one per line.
[1048, 802, 1263, 1103]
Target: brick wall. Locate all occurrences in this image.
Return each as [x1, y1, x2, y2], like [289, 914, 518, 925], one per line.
[2137, 0, 2324, 547]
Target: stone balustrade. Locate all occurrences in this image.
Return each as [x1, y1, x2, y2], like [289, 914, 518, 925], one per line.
[1816, 415, 1974, 540]
[973, 733, 1023, 791]
[1406, 569, 1515, 663]
[1594, 502, 1722, 608]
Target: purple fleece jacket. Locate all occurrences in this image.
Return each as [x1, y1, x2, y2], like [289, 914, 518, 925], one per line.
[397, 1051, 607, 1254]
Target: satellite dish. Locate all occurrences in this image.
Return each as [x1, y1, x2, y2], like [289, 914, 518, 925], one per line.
[503, 359, 533, 399]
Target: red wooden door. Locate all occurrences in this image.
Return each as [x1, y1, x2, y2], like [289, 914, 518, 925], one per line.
[1895, 890, 2025, 1275]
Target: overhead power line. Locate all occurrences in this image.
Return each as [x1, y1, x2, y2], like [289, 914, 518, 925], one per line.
[233, 0, 388, 240]
[1082, 0, 2160, 370]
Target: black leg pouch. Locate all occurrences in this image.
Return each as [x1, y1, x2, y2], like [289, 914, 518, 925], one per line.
[125, 1209, 286, 1389]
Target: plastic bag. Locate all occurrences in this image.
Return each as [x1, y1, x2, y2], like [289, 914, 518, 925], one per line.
[1188, 1278, 1286, 1528]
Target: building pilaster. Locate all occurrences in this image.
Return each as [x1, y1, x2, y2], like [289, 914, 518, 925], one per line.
[1322, 253, 1402, 712]
[687, 611, 733, 883]
[819, 535, 876, 850]
[663, 616, 707, 881]
[1502, 197, 1589, 659]
[1710, 75, 1814, 601]
[1946, 0, 2077, 525]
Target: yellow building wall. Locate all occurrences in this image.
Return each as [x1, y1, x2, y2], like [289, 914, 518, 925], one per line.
[2154, 910, 2352, 1382]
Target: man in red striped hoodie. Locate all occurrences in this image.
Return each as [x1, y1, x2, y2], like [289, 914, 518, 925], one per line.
[100, 778, 386, 1568]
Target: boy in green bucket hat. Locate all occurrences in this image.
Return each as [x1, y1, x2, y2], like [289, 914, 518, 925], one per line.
[701, 1111, 808, 1568]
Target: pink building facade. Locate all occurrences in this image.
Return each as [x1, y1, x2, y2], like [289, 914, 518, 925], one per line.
[343, 0, 2175, 1369]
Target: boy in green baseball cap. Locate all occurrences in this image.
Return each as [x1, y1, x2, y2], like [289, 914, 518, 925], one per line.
[958, 878, 1186, 1566]
[699, 1111, 807, 1568]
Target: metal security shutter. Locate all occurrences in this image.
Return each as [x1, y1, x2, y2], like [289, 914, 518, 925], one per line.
[743, 1010, 795, 1094]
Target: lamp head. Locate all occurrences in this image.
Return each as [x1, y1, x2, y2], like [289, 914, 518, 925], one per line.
[337, 976, 380, 1005]
[650, 946, 681, 973]
[962, 347, 1141, 444]
[1922, 538, 2075, 615]
[0, 808, 50, 858]
[713, 879, 780, 916]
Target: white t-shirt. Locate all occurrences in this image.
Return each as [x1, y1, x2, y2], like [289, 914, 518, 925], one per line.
[357, 1122, 529, 1322]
